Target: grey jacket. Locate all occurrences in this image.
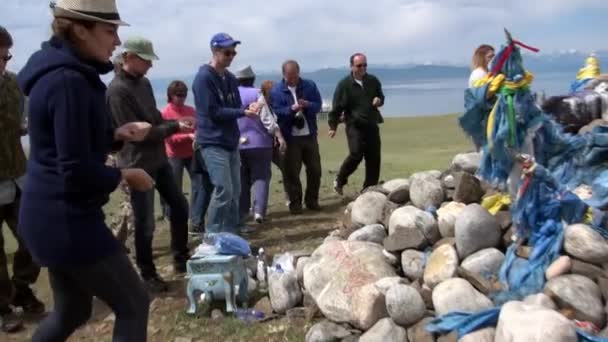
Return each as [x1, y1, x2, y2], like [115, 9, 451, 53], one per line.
[106, 69, 179, 173]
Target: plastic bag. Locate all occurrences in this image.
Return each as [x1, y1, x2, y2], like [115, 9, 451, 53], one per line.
[212, 233, 251, 256]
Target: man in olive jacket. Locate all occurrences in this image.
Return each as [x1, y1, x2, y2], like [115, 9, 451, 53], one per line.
[328, 53, 385, 194]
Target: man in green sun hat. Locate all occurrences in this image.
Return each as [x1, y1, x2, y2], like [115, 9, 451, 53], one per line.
[107, 37, 194, 293]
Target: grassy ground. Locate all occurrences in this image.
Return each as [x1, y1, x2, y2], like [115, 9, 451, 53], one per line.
[5, 114, 472, 341]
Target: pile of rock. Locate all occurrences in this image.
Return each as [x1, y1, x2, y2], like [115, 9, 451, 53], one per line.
[251, 151, 608, 342]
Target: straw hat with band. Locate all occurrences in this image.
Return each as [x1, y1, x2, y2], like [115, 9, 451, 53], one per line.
[50, 0, 129, 26]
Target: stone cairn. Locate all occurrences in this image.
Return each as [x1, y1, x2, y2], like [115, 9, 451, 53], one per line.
[244, 151, 608, 342]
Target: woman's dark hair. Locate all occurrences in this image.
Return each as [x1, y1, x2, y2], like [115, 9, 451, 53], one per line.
[167, 80, 188, 103]
[51, 17, 96, 45]
[0, 25, 13, 49]
[238, 77, 255, 87]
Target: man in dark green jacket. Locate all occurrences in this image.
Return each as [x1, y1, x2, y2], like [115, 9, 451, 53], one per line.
[0, 25, 43, 333]
[328, 53, 385, 194]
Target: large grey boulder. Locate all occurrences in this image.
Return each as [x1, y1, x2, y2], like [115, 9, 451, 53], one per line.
[544, 274, 605, 328]
[351, 191, 388, 226]
[409, 173, 444, 210]
[461, 248, 505, 277]
[454, 204, 501, 258]
[564, 224, 608, 265]
[303, 241, 396, 330]
[401, 250, 426, 281]
[459, 328, 495, 342]
[437, 202, 466, 238]
[359, 318, 408, 342]
[423, 244, 459, 289]
[385, 284, 426, 327]
[450, 152, 481, 174]
[305, 320, 352, 342]
[268, 270, 302, 314]
[495, 301, 577, 342]
[432, 278, 493, 315]
[348, 224, 387, 245]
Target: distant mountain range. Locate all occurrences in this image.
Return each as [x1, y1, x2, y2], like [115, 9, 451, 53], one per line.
[150, 49, 606, 96]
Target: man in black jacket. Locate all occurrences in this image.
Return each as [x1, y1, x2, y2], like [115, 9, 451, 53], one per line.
[328, 53, 385, 195]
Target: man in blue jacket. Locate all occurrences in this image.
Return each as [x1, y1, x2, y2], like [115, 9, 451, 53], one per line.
[192, 33, 259, 235]
[271, 60, 323, 214]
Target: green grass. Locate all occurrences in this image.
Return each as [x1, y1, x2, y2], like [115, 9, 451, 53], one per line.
[4, 114, 472, 341]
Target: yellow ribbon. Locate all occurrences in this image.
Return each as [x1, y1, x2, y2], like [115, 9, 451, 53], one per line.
[481, 193, 512, 215]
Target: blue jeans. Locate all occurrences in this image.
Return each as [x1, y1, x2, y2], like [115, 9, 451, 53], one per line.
[201, 146, 241, 234]
[130, 162, 189, 278]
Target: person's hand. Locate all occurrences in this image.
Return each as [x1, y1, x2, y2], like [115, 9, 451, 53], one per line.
[121, 168, 154, 192]
[178, 117, 195, 132]
[248, 102, 262, 113]
[278, 137, 287, 153]
[115, 122, 152, 142]
[291, 103, 302, 112]
[372, 97, 382, 107]
[244, 109, 258, 118]
[328, 129, 337, 138]
[298, 99, 310, 108]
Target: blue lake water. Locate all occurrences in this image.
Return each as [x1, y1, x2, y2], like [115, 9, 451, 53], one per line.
[152, 71, 574, 117]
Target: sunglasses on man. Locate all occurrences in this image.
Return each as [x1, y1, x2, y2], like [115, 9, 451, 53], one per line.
[1, 53, 12, 62]
[355, 63, 367, 68]
[223, 50, 237, 57]
[174, 93, 187, 98]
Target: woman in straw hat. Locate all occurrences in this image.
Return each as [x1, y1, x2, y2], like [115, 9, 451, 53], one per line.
[17, 0, 152, 340]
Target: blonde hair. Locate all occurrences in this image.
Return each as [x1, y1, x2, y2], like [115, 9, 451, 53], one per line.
[51, 17, 96, 45]
[471, 44, 494, 71]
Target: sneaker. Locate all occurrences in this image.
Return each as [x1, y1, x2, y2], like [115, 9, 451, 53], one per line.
[189, 224, 205, 236]
[254, 213, 264, 224]
[239, 225, 257, 234]
[143, 274, 169, 293]
[173, 261, 187, 274]
[333, 179, 344, 196]
[12, 286, 45, 315]
[306, 202, 322, 211]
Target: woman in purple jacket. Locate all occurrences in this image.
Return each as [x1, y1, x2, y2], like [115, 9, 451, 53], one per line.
[237, 74, 286, 223]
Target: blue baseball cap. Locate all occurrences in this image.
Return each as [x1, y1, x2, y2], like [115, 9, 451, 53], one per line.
[210, 33, 241, 49]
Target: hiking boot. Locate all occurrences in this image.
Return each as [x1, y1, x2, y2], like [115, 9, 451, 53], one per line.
[189, 224, 204, 236]
[289, 203, 303, 215]
[239, 225, 257, 234]
[173, 261, 187, 274]
[12, 287, 45, 315]
[306, 202, 322, 211]
[333, 179, 344, 196]
[143, 274, 169, 293]
[0, 308, 23, 333]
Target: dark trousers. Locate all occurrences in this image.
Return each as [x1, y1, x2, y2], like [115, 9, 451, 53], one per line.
[336, 124, 381, 190]
[0, 193, 40, 311]
[33, 251, 150, 342]
[284, 135, 322, 207]
[272, 145, 290, 203]
[131, 162, 189, 278]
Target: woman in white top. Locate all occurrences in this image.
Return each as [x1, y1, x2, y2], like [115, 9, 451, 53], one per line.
[468, 44, 495, 87]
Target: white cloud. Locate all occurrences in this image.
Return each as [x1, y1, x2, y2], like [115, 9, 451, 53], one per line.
[2, 0, 607, 78]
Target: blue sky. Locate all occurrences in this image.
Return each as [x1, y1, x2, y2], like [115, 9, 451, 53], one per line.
[2, 0, 607, 78]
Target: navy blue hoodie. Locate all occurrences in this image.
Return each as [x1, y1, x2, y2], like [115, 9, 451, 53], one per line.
[192, 64, 245, 150]
[17, 37, 122, 268]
